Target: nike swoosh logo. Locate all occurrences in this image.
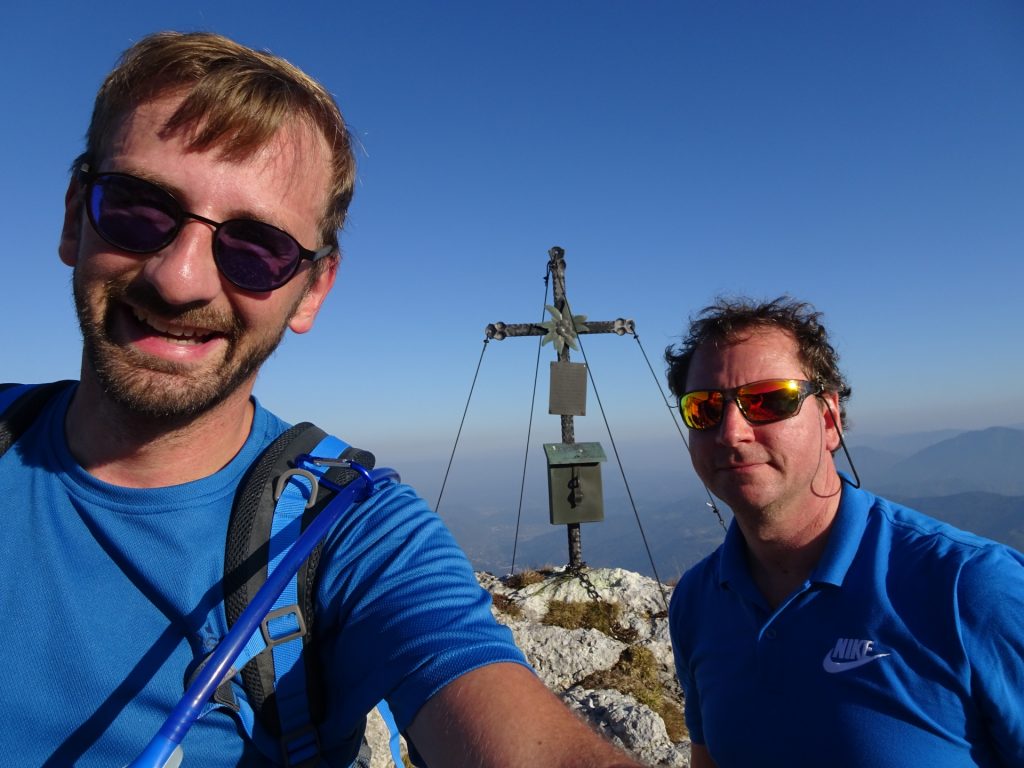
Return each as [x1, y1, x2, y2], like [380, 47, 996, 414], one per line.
[822, 652, 890, 673]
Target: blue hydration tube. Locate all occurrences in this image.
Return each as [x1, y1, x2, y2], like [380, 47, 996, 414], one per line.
[126, 462, 400, 768]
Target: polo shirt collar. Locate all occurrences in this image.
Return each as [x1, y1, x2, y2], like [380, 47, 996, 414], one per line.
[715, 474, 872, 591]
[809, 474, 871, 586]
[718, 518, 747, 588]
[716, 517, 772, 610]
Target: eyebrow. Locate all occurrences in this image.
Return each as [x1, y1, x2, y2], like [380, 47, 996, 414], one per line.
[100, 163, 283, 229]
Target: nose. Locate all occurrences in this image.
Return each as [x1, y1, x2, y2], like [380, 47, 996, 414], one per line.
[140, 219, 222, 306]
[715, 399, 754, 446]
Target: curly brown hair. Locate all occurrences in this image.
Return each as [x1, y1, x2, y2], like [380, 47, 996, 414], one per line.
[665, 296, 851, 426]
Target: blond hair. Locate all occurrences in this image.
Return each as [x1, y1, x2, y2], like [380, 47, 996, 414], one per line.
[78, 31, 355, 251]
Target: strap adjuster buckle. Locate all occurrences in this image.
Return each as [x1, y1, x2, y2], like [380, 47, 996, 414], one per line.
[260, 605, 308, 648]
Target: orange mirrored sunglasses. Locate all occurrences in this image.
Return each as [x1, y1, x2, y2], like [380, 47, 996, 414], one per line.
[679, 378, 823, 430]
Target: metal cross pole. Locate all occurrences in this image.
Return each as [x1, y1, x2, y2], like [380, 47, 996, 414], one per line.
[485, 246, 634, 569]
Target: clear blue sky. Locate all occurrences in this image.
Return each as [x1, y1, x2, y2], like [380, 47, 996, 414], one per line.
[2, 1, 1022, 500]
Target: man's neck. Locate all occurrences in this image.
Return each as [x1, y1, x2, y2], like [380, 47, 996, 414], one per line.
[736, 483, 843, 610]
[64, 378, 256, 488]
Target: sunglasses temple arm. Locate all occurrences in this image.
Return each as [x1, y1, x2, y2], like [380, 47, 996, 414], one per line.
[821, 397, 861, 489]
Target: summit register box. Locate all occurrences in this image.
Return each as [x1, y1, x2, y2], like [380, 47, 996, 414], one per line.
[543, 442, 607, 525]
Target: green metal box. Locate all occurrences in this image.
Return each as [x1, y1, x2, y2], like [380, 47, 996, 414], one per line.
[543, 442, 607, 525]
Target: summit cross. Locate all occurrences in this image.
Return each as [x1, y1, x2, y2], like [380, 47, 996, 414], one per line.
[485, 246, 634, 568]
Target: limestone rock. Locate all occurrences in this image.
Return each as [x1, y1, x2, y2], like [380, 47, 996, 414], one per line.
[506, 622, 626, 690]
[481, 566, 690, 767]
[564, 687, 690, 768]
[362, 705, 407, 768]
[334, 567, 689, 767]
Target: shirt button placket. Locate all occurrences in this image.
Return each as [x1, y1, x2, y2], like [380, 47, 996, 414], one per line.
[757, 623, 785, 694]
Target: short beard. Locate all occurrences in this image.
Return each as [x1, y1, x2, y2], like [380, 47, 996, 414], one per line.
[74, 272, 298, 421]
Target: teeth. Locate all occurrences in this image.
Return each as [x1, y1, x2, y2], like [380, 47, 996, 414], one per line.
[132, 308, 208, 340]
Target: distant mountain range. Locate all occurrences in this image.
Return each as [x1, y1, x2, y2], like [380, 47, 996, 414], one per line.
[440, 425, 1024, 581]
[850, 426, 1024, 496]
[847, 424, 1024, 557]
[896, 492, 1024, 555]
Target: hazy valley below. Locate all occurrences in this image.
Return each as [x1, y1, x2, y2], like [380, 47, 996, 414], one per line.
[435, 425, 1024, 582]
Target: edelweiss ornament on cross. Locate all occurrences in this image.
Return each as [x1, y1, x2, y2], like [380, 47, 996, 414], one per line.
[539, 304, 589, 354]
[485, 246, 634, 568]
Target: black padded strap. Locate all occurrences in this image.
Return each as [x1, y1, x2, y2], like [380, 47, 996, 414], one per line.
[223, 422, 375, 737]
[0, 381, 75, 457]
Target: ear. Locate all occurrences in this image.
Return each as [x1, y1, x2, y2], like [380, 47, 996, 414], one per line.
[59, 175, 85, 267]
[819, 390, 843, 453]
[288, 255, 338, 334]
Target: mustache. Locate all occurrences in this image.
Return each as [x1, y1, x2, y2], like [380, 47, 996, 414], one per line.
[118, 279, 241, 337]
[715, 450, 768, 468]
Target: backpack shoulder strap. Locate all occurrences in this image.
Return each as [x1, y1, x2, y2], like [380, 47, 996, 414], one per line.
[224, 421, 376, 766]
[0, 381, 75, 458]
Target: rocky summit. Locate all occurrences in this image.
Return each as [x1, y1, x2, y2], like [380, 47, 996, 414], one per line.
[363, 566, 691, 767]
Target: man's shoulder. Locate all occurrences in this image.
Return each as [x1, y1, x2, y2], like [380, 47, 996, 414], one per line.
[860, 484, 1019, 564]
[248, 397, 293, 444]
[681, 545, 724, 580]
[249, 400, 374, 458]
[0, 380, 76, 412]
[670, 544, 725, 617]
[867, 487, 979, 541]
[0, 381, 78, 461]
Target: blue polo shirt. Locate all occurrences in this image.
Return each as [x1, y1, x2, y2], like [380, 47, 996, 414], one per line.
[670, 480, 1024, 767]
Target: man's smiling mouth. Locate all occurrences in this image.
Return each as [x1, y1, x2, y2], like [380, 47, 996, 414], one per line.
[130, 307, 219, 345]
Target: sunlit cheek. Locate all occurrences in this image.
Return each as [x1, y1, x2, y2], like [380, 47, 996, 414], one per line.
[76, 239, 149, 286]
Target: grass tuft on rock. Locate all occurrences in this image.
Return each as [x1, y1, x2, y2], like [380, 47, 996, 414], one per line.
[542, 600, 639, 644]
[579, 645, 688, 742]
[542, 599, 620, 636]
[505, 569, 546, 590]
[489, 593, 522, 618]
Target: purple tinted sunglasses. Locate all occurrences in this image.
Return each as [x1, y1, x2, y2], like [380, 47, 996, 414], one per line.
[78, 164, 333, 292]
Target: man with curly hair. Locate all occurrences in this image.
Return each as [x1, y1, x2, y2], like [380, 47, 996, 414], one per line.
[665, 296, 1024, 767]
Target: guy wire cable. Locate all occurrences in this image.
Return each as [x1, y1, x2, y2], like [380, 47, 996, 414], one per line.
[629, 330, 727, 532]
[509, 268, 553, 576]
[562, 295, 671, 614]
[435, 338, 489, 511]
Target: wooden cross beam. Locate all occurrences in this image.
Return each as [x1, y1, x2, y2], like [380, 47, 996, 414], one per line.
[484, 246, 634, 569]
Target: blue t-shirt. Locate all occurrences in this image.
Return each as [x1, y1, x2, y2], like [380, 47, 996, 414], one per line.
[670, 480, 1024, 767]
[0, 383, 528, 766]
